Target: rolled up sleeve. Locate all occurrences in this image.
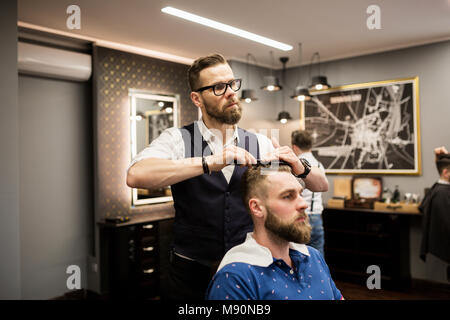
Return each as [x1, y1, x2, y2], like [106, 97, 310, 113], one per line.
[127, 127, 184, 172]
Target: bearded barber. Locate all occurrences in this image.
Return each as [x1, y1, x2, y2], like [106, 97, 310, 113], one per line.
[126, 53, 328, 300]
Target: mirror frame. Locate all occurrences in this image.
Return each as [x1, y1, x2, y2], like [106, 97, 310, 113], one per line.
[129, 89, 180, 206]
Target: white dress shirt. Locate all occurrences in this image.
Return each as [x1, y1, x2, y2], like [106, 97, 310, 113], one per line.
[216, 232, 310, 272]
[299, 152, 326, 215]
[128, 118, 275, 183]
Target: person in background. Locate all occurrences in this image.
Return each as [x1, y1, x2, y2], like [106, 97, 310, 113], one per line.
[206, 164, 343, 300]
[420, 146, 450, 273]
[126, 54, 329, 300]
[291, 130, 327, 256]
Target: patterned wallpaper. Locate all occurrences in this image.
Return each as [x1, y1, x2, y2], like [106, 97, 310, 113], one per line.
[93, 45, 197, 219]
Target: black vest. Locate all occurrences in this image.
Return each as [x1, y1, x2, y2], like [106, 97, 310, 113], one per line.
[170, 122, 260, 266]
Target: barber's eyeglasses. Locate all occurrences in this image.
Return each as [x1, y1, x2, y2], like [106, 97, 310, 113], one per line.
[195, 79, 242, 96]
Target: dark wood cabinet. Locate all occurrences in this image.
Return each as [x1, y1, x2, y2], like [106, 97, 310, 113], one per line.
[322, 208, 418, 290]
[99, 218, 174, 299]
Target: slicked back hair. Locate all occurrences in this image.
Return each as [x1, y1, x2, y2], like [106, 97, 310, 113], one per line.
[240, 164, 293, 213]
[187, 53, 227, 92]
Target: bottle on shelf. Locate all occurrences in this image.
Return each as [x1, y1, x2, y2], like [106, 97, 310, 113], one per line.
[391, 185, 401, 203]
[382, 188, 392, 204]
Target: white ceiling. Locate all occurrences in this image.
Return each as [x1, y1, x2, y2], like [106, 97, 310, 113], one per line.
[18, 0, 450, 69]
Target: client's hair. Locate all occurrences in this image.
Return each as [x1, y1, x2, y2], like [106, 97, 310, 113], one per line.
[240, 164, 292, 212]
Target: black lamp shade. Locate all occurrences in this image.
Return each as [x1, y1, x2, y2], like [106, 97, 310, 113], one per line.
[261, 76, 282, 91]
[310, 76, 330, 90]
[277, 111, 292, 123]
[291, 86, 311, 101]
[240, 89, 258, 103]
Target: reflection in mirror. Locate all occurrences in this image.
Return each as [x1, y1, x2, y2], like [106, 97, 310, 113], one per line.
[129, 89, 179, 206]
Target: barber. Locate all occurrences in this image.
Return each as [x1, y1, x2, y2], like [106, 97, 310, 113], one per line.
[126, 53, 328, 300]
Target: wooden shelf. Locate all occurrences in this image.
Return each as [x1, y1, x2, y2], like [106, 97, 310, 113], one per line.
[326, 247, 391, 259]
[323, 208, 412, 289]
[325, 206, 421, 216]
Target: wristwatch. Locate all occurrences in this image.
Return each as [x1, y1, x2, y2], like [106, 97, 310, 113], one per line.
[296, 158, 311, 179]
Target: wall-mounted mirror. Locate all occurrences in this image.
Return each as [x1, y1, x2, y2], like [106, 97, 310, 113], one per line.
[129, 89, 179, 206]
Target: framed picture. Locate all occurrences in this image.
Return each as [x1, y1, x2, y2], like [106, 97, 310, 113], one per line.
[352, 176, 383, 200]
[304, 77, 421, 175]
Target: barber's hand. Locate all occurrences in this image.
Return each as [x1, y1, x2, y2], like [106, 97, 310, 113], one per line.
[206, 145, 257, 172]
[262, 139, 305, 176]
[434, 146, 448, 161]
[434, 146, 448, 155]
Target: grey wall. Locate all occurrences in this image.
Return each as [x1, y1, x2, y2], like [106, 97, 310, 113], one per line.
[18, 75, 94, 299]
[0, 0, 21, 300]
[232, 40, 450, 284]
[229, 60, 295, 144]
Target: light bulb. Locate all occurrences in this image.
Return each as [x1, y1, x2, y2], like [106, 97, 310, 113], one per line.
[165, 107, 173, 113]
[297, 95, 305, 101]
[280, 118, 287, 124]
[158, 102, 165, 107]
[315, 84, 323, 90]
[267, 85, 275, 91]
[245, 98, 252, 103]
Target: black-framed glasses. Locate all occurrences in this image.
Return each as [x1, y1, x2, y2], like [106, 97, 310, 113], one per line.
[195, 79, 242, 96]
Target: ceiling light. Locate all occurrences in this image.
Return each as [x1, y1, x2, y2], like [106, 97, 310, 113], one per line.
[261, 76, 281, 91]
[308, 52, 331, 91]
[261, 51, 282, 91]
[290, 43, 311, 101]
[161, 7, 293, 51]
[277, 111, 292, 124]
[310, 76, 330, 91]
[240, 53, 258, 103]
[277, 57, 291, 124]
[291, 86, 311, 101]
[241, 89, 258, 103]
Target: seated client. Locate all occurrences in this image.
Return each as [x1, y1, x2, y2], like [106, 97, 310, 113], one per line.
[206, 163, 343, 300]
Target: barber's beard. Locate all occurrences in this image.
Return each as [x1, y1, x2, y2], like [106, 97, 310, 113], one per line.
[264, 207, 312, 244]
[203, 99, 242, 125]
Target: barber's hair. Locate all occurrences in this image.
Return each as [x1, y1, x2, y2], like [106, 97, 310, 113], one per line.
[291, 130, 313, 151]
[436, 153, 450, 175]
[240, 164, 292, 213]
[187, 53, 227, 91]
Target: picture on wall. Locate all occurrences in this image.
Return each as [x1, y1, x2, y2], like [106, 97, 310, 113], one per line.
[304, 77, 421, 175]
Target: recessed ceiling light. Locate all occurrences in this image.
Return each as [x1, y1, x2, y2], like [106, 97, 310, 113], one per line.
[161, 7, 293, 51]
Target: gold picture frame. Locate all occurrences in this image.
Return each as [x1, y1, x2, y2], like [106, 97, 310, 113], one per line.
[304, 77, 421, 175]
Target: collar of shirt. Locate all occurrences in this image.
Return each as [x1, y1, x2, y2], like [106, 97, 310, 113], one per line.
[438, 179, 450, 185]
[300, 152, 313, 158]
[217, 232, 310, 272]
[197, 117, 239, 149]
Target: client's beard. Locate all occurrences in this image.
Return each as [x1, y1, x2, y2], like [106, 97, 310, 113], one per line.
[264, 207, 312, 244]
